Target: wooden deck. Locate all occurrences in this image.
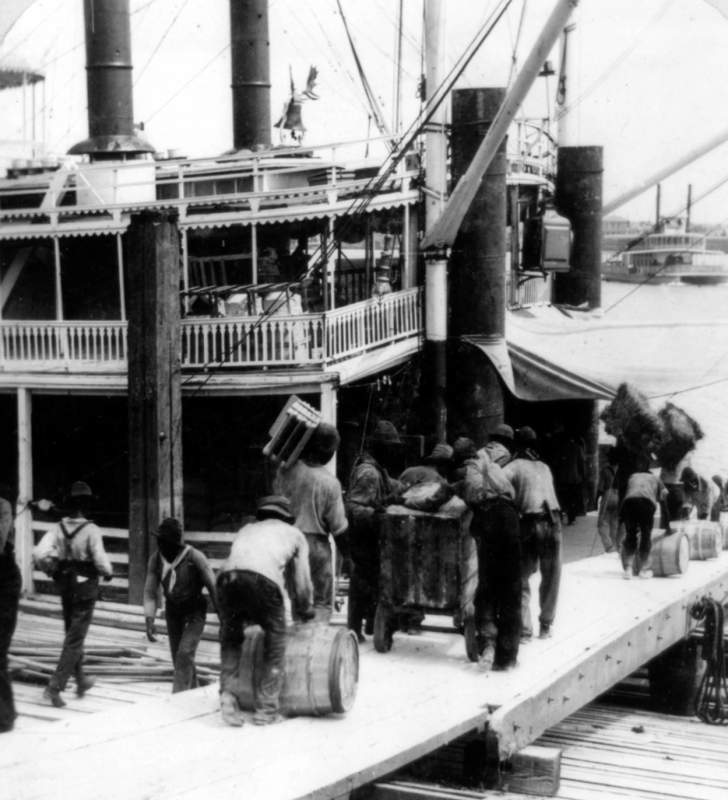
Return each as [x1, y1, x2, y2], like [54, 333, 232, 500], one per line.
[3, 550, 728, 800]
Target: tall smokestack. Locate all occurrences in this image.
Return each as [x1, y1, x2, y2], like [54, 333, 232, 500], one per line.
[69, 0, 153, 157]
[230, 0, 272, 151]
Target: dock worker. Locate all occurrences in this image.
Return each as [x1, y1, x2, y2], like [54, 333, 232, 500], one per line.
[549, 424, 585, 526]
[398, 443, 453, 490]
[0, 487, 20, 733]
[143, 517, 220, 693]
[680, 467, 720, 521]
[275, 422, 349, 623]
[345, 420, 404, 643]
[596, 447, 620, 554]
[620, 471, 668, 579]
[503, 427, 562, 642]
[463, 444, 521, 671]
[477, 424, 514, 467]
[33, 482, 113, 708]
[217, 496, 314, 727]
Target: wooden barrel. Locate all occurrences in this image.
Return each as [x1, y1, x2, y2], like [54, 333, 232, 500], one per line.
[236, 623, 359, 716]
[672, 520, 721, 560]
[720, 511, 728, 549]
[649, 531, 689, 577]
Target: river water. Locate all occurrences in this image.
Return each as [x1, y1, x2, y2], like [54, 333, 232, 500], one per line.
[600, 280, 728, 478]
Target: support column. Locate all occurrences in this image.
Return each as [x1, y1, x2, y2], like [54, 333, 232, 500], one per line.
[448, 88, 508, 444]
[423, 0, 449, 443]
[117, 233, 126, 321]
[553, 146, 603, 309]
[16, 388, 34, 593]
[320, 382, 338, 475]
[127, 210, 183, 605]
[54, 238, 63, 320]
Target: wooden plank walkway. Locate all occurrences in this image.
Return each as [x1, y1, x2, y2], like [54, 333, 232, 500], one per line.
[373, 700, 728, 800]
[2, 550, 728, 800]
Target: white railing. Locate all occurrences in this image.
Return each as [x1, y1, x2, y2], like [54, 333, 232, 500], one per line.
[181, 314, 325, 367]
[324, 288, 422, 363]
[0, 289, 424, 372]
[0, 321, 127, 369]
[506, 272, 553, 308]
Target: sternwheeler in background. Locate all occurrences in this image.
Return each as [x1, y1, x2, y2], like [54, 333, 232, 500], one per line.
[602, 221, 728, 285]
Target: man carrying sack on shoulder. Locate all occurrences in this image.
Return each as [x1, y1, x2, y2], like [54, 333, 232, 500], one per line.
[143, 517, 220, 693]
[34, 482, 113, 708]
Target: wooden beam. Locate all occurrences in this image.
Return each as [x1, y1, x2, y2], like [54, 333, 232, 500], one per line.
[16, 387, 33, 593]
[126, 211, 183, 605]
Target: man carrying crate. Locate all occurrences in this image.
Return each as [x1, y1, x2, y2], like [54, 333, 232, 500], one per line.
[275, 422, 349, 623]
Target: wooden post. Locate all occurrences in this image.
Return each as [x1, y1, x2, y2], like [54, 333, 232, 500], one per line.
[126, 210, 183, 605]
[320, 383, 338, 475]
[16, 387, 34, 594]
[117, 232, 126, 321]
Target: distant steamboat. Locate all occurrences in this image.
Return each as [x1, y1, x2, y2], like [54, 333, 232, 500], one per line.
[602, 228, 728, 285]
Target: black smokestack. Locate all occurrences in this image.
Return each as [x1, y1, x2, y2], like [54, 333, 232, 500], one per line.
[230, 0, 272, 150]
[69, 0, 153, 157]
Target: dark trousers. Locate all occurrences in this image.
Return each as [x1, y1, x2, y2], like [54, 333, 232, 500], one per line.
[347, 513, 380, 636]
[304, 534, 333, 622]
[520, 514, 562, 637]
[50, 582, 98, 692]
[558, 484, 582, 524]
[166, 605, 206, 694]
[217, 570, 287, 719]
[0, 556, 21, 732]
[621, 497, 655, 575]
[471, 499, 522, 669]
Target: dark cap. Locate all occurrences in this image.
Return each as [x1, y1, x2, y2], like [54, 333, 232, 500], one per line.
[424, 443, 454, 463]
[452, 437, 477, 461]
[515, 426, 537, 445]
[152, 517, 184, 545]
[371, 420, 401, 445]
[306, 422, 340, 465]
[257, 495, 295, 523]
[680, 466, 699, 489]
[66, 481, 97, 504]
[489, 424, 514, 444]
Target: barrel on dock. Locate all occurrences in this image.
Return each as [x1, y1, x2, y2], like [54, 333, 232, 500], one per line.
[719, 511, 728, 549]
[649, 530, 689, 577]
[672, 520, 721, 560]
[236, 623, 359, 716]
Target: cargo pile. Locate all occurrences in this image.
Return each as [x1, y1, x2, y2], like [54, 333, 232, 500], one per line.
[656, 402, 704, 470]
[600, 383, 663, 456]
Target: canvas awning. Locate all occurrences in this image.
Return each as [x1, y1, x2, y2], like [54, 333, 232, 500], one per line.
[467, 305, 728, 403]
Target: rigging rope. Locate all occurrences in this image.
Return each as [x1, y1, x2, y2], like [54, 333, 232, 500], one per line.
[134, 0, 193, 87]
[691, 597, 728, 724]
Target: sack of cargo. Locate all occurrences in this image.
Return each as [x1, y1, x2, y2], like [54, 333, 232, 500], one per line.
[657, 403, 703, 472]
[601, 383, 663, 456]
[462, 455, 514, 508]
[402, 481, 453, 512]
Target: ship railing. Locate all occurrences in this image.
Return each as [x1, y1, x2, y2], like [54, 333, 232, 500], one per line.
[324, 287, 422, 363]
[506, 272, 553, 308]
[0, 133, 417, 219]
[0, 288, 423, 371]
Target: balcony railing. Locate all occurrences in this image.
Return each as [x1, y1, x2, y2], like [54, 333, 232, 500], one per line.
[0, 288, 423, 373]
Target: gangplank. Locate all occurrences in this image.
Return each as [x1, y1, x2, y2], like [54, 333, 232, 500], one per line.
[3, 552, 728, 800]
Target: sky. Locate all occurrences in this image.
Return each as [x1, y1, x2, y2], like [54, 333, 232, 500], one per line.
[3, 0, 728, 224]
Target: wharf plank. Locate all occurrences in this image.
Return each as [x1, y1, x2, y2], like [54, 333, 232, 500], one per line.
[3, 553, 728, 800]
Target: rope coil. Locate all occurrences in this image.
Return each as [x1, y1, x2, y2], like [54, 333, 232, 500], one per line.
[691, 596, 728, 724]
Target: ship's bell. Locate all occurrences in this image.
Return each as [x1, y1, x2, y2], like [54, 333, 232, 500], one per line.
[275, 99, 306, 132]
